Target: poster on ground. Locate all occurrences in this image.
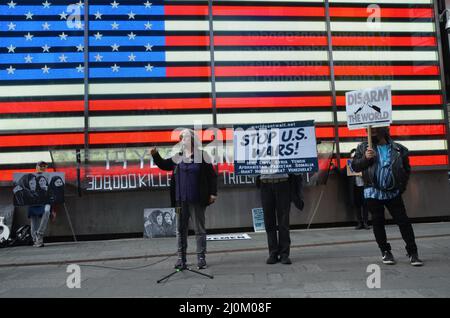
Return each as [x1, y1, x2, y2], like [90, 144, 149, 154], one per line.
[252, 208, 265, 232]
[144, 208, 176, 238]
[206, 233, 251, 241]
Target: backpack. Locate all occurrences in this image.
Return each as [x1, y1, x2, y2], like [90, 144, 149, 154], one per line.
[3, 225, 34, 247]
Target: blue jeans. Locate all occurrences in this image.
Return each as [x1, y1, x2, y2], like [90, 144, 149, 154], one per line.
[30, 205, 50, 242]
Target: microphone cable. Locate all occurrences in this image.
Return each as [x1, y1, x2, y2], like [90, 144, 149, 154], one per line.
[78, 252, 177, 271]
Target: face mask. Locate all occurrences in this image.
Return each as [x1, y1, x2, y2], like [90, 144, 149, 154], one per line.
[371, 135, 379, 145]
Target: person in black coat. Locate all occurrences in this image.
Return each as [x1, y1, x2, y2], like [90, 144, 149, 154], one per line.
[150, 129, 218, 270]
[162, 211, 176, 237]
[346, 149, 370, 230]
[13, 173, 39, 206]
[48, 175, 65, 204]
[255, 173, 304, 265]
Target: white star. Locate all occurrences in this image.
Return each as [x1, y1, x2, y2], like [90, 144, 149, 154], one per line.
[59, 54, 68, 62]
[25, 11, 34, 19]
[111, 22, 119, 30]
[128, 53, 136, 61]
[111, 43, 120, 51]
[76, 44, 84, 52]
[59, 12, 68, 20]
[6, 66, 16, 74]
[7, 1, 16, 9]
[145, 64, 153, 72]
[59, 32, 68, 40]
[24, 32, 34, 41]
[128, 11, 136, 19]
[41, 65, 51, 73]
[42, 1, 51, 8]
[76, 64, 84, 72]
[144, 22, 152, 30]
[111, 64, 120, 72]
[94, 53, 103, 62]
[144, 1, 152, 9]
[93, 32, 103, 40]
[75, 22, 83, 30]
[24, 54, 33, 63]
[7, 22, 16, 30]
[42, 44, 51, 52]
[76, 1, 84, 8]
[94, 11, 103, 19]
[42, 22, 51, 30]
[127, 32, 136, 40]
[144, 43, 153, 51]
[110, 1, 119, 8]
[7, 45, 16, 53]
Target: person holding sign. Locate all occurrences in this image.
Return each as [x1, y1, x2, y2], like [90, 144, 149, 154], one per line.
[351, 127, 423, 266]
[346, 149, 370, 230]
[150, 129, 218, 270]
[258, 173, 291, 265]
[257, 173, 304, 265]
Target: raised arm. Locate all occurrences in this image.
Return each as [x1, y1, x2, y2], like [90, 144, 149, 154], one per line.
[150, 147, 176, 171]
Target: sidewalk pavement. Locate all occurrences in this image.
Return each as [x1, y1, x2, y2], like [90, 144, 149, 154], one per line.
[1, 222, 450, 297]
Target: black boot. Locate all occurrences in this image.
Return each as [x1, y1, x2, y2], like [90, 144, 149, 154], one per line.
[174, 252, 187, 269]
[355, 222, 364, 230]
[197, 254, 207, 269]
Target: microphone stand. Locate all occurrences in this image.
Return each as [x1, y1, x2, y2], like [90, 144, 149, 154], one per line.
[156, 207, 214, 283]
[157, 263, 214, 284]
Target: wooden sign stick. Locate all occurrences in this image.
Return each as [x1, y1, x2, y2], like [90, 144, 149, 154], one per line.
[367, 125, 373, 149]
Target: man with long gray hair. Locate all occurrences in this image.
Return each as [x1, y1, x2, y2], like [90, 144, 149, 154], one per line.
[150, 129, 218, 269]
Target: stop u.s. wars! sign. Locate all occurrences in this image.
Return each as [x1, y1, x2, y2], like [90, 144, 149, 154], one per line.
[233, 120, 318, 176]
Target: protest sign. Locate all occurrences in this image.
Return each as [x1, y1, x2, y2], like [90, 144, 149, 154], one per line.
[233, 121, 318, 175]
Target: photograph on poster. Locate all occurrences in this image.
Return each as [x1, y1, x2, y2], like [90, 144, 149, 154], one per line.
[144, 208, 176, 238]
[13, 173, 65, 206]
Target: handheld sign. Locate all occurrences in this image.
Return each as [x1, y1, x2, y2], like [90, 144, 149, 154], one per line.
[346, 85, 392, 148]
[233, 120, 318, 176]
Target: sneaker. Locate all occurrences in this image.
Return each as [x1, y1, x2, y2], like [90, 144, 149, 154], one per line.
[174, 258, 186, 270]
[409, 254, 424, 267]
[34, 234, 44, 247]
[266, 255, 279, 265]
[363, 223, 371, 230]
[382, 250, 396, 265]
[354, 223, 364, 230]
[280, 256, 292, 265]
[197, 258, 207, 269]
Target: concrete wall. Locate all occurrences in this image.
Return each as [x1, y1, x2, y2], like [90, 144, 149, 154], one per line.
[1, 171, 450, 238]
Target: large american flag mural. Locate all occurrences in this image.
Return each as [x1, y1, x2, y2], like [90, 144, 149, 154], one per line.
[0, 0, 448, 185]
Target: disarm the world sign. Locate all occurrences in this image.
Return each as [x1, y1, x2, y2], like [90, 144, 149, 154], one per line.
[346, 85, 392, 130]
